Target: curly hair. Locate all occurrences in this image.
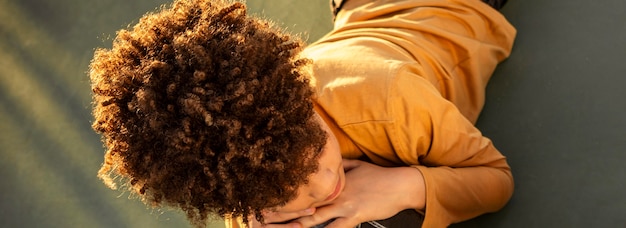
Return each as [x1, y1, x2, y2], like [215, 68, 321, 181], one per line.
[89, 0, 327, 226]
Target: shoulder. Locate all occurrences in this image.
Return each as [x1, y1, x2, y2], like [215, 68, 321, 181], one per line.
[306, 44, 410, 125]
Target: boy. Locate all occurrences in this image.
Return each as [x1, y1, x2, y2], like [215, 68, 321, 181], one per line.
[89, 0, 514, 227]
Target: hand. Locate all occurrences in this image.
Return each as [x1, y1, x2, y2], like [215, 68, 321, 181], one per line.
[247, 208, 316, 228]
[296, 159, 426, 228]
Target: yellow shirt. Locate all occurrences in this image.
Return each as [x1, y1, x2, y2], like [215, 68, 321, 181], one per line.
[306, 0, 516, 227]
[227, 0, 516, 227]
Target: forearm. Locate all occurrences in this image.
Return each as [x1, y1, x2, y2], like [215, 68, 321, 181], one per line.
[393, 166, 427, 211]
[415, 163, 514, 226]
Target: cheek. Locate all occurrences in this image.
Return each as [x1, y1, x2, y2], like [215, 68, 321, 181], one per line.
[278, 183, 316, 212]
[328, 131, 342, 159]
[275, 133, 342, 212]
[281, 196, 310, 212]
[326, 138, 342, 166]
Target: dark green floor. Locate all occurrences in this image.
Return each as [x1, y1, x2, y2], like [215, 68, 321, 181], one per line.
[0, 0, 624, 227]
[453, 1, 626, 227]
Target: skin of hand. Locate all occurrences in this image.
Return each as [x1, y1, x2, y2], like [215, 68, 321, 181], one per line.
[249, 159, 426, 228]
[248, 209, 316, 228]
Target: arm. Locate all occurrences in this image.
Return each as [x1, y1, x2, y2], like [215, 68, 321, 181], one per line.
[246, 68, 512, 228]
[245, 159, 427, 228]
[390, 69, 514, 227]
[297, 159, 426, 228]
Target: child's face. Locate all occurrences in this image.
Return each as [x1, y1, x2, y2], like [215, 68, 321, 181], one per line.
[275, 114, 345, 213]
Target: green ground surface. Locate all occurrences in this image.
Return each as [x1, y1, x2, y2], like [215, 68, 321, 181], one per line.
[0, 0, 330, 227]
[2, 0, 625, 227]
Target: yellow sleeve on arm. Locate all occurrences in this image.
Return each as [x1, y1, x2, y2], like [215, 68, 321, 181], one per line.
[390, 67, 514, 227]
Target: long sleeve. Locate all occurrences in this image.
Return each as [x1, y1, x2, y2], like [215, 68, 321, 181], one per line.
[305, 0, 516, 226]
[314, 60, 513, 227]
[310, 55, 514, 227]
[390, 66, 513, 227]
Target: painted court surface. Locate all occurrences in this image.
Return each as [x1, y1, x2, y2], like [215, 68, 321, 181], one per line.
[1, 0, 624, 227]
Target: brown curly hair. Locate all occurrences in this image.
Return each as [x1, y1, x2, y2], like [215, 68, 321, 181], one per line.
[89, 0, 327, 226]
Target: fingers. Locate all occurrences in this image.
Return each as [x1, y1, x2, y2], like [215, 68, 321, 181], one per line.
[249, 219, 302, 228]
[299, 215, 358, 228]
[263, 208, 316, 224]
[262, 223, 302, 228]
[249, 214, 304, 228]
[342, 159, 362, 171]
[325, 217, 359, 228]
[295, 205, 345, 228]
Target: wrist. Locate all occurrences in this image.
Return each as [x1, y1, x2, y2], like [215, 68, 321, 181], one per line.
[396, 167, 426, 210]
